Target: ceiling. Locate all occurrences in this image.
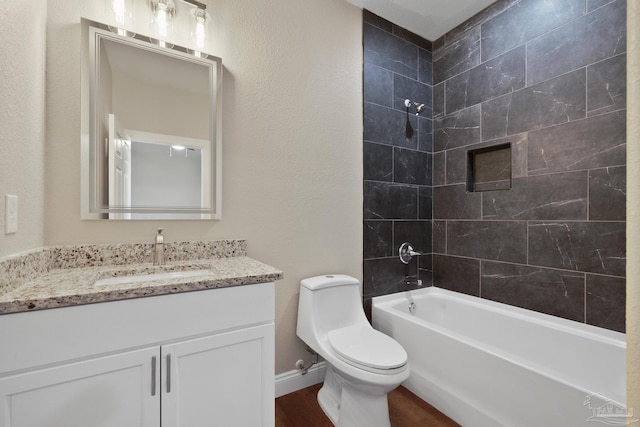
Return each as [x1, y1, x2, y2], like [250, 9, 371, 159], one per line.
[344, 0, 498, 41]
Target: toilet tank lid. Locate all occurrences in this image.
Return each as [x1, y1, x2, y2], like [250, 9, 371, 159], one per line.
[300, 275, 360, 290]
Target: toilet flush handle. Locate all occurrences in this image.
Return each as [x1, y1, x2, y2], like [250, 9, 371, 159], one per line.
[399, 242, 423, 264]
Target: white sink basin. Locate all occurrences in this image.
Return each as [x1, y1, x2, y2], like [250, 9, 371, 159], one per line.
[94, 269, 212, 287]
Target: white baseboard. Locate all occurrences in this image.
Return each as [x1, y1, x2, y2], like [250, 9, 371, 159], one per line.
[275, 362, 326, 398]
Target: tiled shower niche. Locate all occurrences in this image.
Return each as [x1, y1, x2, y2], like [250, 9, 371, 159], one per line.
[467, 143, 511, 192]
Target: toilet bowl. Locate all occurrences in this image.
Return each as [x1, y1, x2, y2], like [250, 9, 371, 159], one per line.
[296, 275, 410, 427]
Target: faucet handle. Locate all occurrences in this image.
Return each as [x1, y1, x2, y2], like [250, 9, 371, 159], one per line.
[399, 242, 423, 264]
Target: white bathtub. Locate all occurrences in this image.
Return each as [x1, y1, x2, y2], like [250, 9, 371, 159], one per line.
[372, 287, 627, 427]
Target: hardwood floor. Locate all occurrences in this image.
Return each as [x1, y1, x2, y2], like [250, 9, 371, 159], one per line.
[275, 383, 460, 427]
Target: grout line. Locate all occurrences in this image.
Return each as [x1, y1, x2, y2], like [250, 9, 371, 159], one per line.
[479, 20, 482, 64]
[443, 80, 447, 115]
[525, 39, 528, 87]
[526, 221, 529, 264]
[391, 219, 395, 254]
[479, 258, 483, 297]
[391, 67, 395, 115]
[583, 271, 587, 324]
[585, 62, 589, 114]
[391, 145, 396, 183]
[443, 151, 448, 185]
[428, 253, 626, 279]
[425, 218, 624, 224]
[586, 168, 590, 221]
[444, 220, 448, 254]
[429, 162, 625, 184]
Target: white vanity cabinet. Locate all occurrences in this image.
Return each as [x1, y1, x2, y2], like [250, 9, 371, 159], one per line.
[0, 347, 160, 426]
[161, 324, 273, 426]
[0, 282, 275, 427]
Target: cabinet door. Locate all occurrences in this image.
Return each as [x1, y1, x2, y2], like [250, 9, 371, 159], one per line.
[0, 347, 160, 427]
[161, 323, 275, 427]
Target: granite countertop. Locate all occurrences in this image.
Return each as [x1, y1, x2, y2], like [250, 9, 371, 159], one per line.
[0, 240, 283, 315]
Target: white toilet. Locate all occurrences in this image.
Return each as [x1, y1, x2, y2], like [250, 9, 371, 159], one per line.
[296, 274, 410, 427]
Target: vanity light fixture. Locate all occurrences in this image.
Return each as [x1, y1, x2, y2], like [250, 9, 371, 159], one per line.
[149, 0, 209, 53]
[108, 0, 210, 56]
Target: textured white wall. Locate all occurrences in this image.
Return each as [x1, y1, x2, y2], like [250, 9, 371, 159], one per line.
[44, 0, 362, 375]
[627, 0, 639, 416]
[0, 0, 47, 258]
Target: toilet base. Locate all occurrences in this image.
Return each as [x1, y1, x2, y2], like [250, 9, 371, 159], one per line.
[316, 365, 392, 427]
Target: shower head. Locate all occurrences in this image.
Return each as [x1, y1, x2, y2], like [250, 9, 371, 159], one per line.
[404, 99, 426, 116]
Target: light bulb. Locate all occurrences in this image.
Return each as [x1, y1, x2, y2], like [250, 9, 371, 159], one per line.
[106, 0, 135, 36]
[113, 0, 125, 24]
[189, 8, 209, 58]
[157, 5, 168, 38]
[150, 0, 175, 47]
[195, 17, 205, 49]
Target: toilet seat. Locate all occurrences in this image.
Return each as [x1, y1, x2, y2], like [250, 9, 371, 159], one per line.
[328, 325, 407, 374]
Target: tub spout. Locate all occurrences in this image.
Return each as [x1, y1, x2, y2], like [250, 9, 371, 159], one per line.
[405, 276, 423, 288]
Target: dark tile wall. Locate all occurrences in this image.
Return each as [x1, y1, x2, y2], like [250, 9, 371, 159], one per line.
[363, 10, 433, 316]
[432, 0, 626, 333]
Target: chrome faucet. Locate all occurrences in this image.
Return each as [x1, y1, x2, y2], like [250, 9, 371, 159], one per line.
[405, 276, 423, 288]
[154, 228, 165, 266]
[399, 242, 423, 264]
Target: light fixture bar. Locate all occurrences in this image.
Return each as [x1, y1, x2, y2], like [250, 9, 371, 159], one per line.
[181, 0, 206, 10]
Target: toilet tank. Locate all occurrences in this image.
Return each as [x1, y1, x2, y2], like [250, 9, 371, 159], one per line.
[297, 275, 368, 346]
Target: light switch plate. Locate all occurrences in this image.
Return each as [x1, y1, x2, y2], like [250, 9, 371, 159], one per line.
[5, 195, 17, 234]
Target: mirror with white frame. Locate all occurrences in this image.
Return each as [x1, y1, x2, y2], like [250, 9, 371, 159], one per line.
[81, 19, 222, 219]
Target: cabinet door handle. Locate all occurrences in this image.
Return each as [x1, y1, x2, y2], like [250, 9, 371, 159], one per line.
[166, 354, 172, 393]
[151, 356, 157, 396]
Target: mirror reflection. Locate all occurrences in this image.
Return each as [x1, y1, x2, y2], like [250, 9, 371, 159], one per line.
[130, 142, 203, 220]
[112, 124, 208, 220]
[82, 21, 222, 219]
